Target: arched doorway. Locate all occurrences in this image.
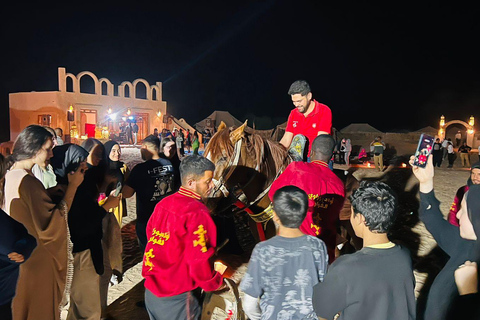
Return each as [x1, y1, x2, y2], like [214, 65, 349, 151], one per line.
[438, 117, 475, 148]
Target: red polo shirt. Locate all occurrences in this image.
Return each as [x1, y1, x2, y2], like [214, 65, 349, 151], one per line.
[142, 187, 223, 297]
[268, 160, 345, 263]
[285, 100, 332, 156]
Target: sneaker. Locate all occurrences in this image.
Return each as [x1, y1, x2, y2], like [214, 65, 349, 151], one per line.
[288, 135, 307, 162]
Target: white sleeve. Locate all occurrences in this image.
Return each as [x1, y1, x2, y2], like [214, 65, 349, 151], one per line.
[242, 293, 262, 320]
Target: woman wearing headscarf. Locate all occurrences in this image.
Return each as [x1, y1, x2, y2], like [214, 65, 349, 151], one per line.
[411, 154, 480, 319]
[100, 140, 129, 316]
[104, 140, 129, 225]
[66, 138, 120, 320]
[1, 125, 86, 320]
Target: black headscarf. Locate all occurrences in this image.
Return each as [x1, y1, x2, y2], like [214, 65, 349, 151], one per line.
[50, 144, 89, 185]
[104, 140, 125, 192]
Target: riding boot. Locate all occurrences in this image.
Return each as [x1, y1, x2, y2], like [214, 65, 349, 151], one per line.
[288, 134, 308, 162]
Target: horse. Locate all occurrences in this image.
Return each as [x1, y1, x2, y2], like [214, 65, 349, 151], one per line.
[204, 120, 291, 255]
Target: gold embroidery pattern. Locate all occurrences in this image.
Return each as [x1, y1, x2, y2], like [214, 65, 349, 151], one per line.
[144, 249, 155, 271]
[314, 196, 334, 209]
[148, 228, 170, 246]
[193, 225, 208, 253]
[311, 223, 321, 235]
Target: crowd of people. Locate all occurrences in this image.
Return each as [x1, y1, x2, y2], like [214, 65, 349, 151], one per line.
[0, 79, 479, 320]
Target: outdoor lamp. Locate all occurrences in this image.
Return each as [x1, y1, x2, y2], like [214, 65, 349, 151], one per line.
[127, 108, 131, 115]
[469, 116, 474, 127]
[108, 107, 112, 114]
[157, 110, 162, 117]
[440, 115, 445, 127]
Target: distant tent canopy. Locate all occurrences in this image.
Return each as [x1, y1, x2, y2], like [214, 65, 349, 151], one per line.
[194, 110, 275, 139]
[171, 117, 196, 133]
[195, 111, 244, 133]
[415, 126, 439, 135]
[272, 121, 287, 142]
[340, 123, 383, 134]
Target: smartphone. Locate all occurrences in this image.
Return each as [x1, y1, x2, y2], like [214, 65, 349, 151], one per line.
[114, 181, 122, 197]
[413, 134, 434, 168]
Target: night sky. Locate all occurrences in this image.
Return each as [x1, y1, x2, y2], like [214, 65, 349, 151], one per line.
[2, 1, 480, 142]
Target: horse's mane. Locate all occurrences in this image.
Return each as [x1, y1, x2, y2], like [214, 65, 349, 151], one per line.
[204, 128, 234, 159]
[205, 128, 289, 176]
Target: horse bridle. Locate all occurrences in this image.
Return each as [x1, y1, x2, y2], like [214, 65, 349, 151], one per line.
[210, 136, 290, 223]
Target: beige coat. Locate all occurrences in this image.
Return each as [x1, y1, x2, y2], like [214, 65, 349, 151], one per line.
[4, 169, 73, 320]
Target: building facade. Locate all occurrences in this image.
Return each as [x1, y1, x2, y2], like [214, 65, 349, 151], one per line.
[9, 67, 169, 143]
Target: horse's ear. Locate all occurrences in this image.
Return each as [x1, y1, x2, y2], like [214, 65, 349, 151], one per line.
[217, 121, 227, 132]
[229, 120, 248, 144]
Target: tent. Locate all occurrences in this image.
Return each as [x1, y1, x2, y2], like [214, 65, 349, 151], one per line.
[272, 121, 287, 142]
[195, 111, 244, 133]
[340, 123, 383, 133]
[172, 117, 197, 133]
[415, 126, 439, 135]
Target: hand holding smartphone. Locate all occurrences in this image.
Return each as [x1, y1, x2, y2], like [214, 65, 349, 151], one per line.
[413, 134, 434, 168]
[114, 181, 122, 197]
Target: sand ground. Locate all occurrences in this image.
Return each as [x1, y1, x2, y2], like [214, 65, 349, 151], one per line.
[62, 145, 475, 319]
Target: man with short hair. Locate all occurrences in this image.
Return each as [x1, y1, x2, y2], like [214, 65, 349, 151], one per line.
[122, 135, 176, 251]
[441, 138, 449, 160]
[142, 155, 225, 319]
[280, 80, 332, 161]
[370, 136, 386, 171]
[312, 181, 416, 320]
[447, 139, 456, 168]
[448, 161, 480, 226]
[132, 122, 139, 145]
[125, 123, 133, 145]
[458, 141, 472, 168]
[269, 134, 344, 264]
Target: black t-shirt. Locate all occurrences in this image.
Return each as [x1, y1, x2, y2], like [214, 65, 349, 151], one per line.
[313, 245, 416, 320]
[125, 158, 176, 224]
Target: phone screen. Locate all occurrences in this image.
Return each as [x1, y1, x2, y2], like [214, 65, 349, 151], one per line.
[114, 182, 122, 196]
[413, 134, 434, 168]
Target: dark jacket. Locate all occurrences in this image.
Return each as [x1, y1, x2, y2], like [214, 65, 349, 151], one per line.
[68, 166, 107, 275]
[0, 210, 37, 305]
[420, 190, 479, 319]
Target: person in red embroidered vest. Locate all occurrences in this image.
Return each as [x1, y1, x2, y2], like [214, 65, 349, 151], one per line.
[269, 135, 345, 264]
[447, 161, 480, 226]
[142, 155, 225, 320]
[279, 80, 332, 161]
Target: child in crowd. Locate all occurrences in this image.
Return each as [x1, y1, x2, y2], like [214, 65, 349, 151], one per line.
[312, 181, 416, 320]
[240, 185, 328, 320]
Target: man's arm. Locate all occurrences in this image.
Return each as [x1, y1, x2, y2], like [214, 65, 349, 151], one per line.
[279, 131, 293, 149]
[122, 184, 135, 199]
[242, 294, 262, 320]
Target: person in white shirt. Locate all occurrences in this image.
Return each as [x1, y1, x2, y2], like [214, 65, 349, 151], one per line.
[441, 138, 449, 160]
[447, 140, 455, 168]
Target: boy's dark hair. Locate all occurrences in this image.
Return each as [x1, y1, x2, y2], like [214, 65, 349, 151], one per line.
[288, 80, 311, 96]
[311, 134, 335, 161]
[350, 181, 397, 233]
[142, 134, 160, 151]
[272, 185, 308, 228]
[179, 155, 215, 184]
